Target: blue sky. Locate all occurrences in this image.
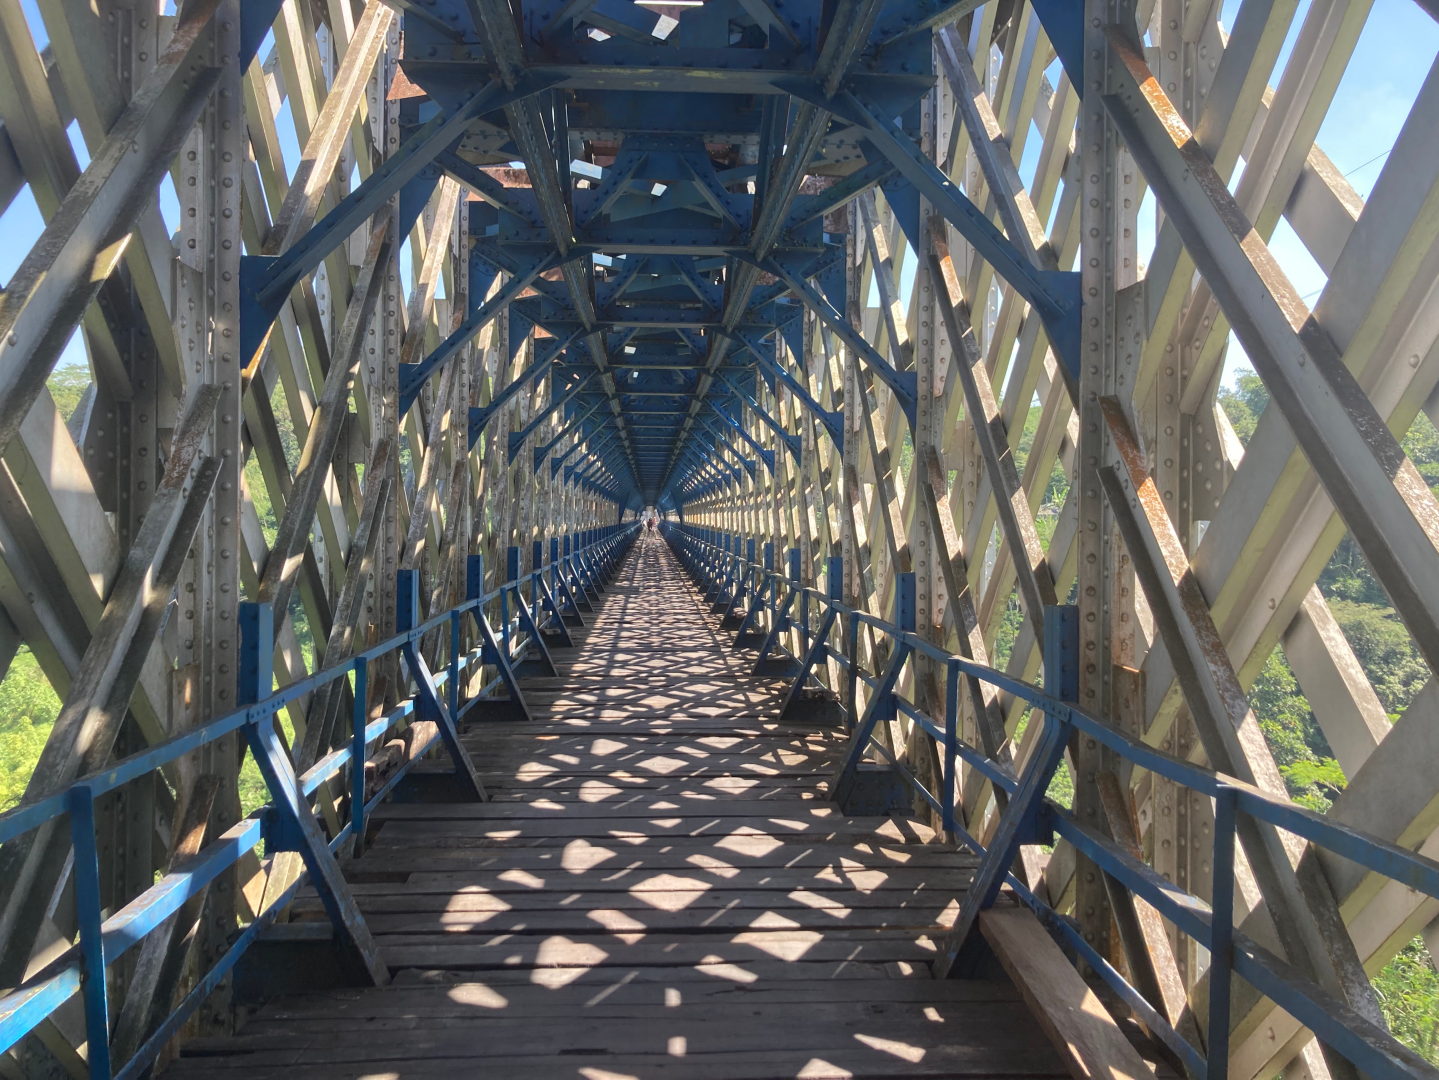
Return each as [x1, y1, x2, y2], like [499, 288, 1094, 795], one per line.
[1173, 0, 1438, 388]
[3, 1, 1436, 389]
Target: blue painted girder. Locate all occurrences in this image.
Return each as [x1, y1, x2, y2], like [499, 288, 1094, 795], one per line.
[281, 0, 1082, 507]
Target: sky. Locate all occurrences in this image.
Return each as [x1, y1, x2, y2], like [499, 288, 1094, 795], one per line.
[2, 0, 1436, 389]
[1156, 0, 1439, 389]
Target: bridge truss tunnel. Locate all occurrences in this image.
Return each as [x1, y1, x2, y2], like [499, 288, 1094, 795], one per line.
[1, 0, 1439, 1075]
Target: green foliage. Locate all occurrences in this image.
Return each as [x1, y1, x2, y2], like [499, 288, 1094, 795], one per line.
[0, 647, 61, 811]
[1403, 408, 1439, 479]
[48, 363, 92, 425]
[1249, 648, 1340, 810]
[1374, 937, 1439, 1065]
[1279, 757, 1347, 813]
[1012, 395, 1069, 552]
[1346, 606, 1426, 717]
[1035, 460, 1068, 552]
[1328, 599, 1429, 716]
[992, 586, 1023, 671]
[1320, 534, 1391, 606]
[1217, 369, 1269, 447]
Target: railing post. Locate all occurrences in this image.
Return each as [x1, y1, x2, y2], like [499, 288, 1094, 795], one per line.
[239, 598, 390, 983]
[846, 611, 859, 729]
[69, 785, 110, 1080]
[789, 547, 804, 654]
[935, 605, 1075, 979]
[504, 546, 520, 655]
[1208, 786, 1237, 1080]
[943, 660, 959, 835]
[352, 655, 369, 852]
[895, 571, 916, 634]
[467, 553, 484, 605]
[238, 600, 274, 707]
[764, 542, 775, 624]
[1042, 605, 1079, 702]
[449, 610, 461, 718]
[396, 569, 421, 637]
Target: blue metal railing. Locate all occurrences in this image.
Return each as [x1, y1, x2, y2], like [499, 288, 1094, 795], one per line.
[0, 522, 638, 1079]
[662, 522, 1439, 1080]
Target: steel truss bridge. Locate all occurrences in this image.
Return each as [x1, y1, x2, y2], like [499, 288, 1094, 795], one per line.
[0, 0, 1437, 1075]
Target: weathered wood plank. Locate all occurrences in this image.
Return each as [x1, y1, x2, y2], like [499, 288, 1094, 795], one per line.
[179, 538, 1068, 1080]
[980, 905, 1158, 1080]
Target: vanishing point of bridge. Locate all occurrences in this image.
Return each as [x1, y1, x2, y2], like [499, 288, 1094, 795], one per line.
[1, 0, 1439, 1078]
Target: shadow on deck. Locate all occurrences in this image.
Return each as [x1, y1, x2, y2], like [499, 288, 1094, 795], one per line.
[166, 536, 1163, 1080]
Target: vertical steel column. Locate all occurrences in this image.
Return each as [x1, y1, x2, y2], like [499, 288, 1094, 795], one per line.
[1074, 0, 1131, 963]
[187, 0, 244, 1034]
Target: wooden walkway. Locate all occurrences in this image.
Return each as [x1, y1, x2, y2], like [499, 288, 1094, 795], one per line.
[169, 534, 1074, 1079]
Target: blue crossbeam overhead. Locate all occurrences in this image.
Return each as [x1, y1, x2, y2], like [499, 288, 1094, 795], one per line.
[324, 0, 1086, 511]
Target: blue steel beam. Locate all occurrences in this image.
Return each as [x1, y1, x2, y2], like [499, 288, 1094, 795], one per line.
[835, 90, 1083, 379]
[506, 375, 603, 464]
[732, 325, 846, 450]
[534, 399, 608, 470]
[465, 326, 586, 448]
[712, 375, 801, 461]
[552, 429, 608, 478]
[760, 255, 918, 429]
[653, 0, 888, 497]
[695, 418, 758, 479]
[404, 254, 563, 419]
[238, 76, 556, 367]
[707, 399, 776, 474]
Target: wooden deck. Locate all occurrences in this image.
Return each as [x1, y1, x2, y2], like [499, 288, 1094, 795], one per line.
[168, 535, 1074, 1079]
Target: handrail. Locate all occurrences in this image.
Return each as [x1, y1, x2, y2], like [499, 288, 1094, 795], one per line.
[0, 521, 639, 1080]
[661, 522, 1439, 1080]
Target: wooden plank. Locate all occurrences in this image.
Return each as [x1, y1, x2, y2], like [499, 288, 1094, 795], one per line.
[176, 538, 1070, 1080]
[362, 815, 929, 843]
[371, 797, 859, 821]
[248, 976, 1027, 1018]
[980, 905, 1158, 1080]
[344, 864, 977, 894]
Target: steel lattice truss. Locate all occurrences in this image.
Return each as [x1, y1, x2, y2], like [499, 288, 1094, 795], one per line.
[0, 0, 1436, 1073]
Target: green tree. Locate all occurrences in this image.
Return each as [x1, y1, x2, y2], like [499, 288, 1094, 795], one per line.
[1248, 647, 1340, 811]
[0, 647, 62, 810]
[1217, 369, 1269, 447]
[47, 362, 92, 425]
[1327, 600, 1429, 717]
[1374, 938, 1439, 1065]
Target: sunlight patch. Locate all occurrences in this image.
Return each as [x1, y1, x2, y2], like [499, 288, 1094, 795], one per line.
[795, 1059, 853, 1078]
[638, 756, 687, 774]
[590, 738, 628, 756]
[446, 983, 509, 1009]
[562, 839, 617, 872]
[579, 780, 621, 802]
[786, 890, 849, 916]
[695, 956, 757, 983]
[685, 853, 738, 878]
[716, 832, 783, 858]
[747, 910, 802, 930]
[498, 869, 546, 889]
[704, 776, 757, 791]
[854, 1033, 925, 1062]
[587, 908, 648, 932]
[733, 930, 822, 961]
[445, 893, 510, 912]
[630, 874, 712, 910]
